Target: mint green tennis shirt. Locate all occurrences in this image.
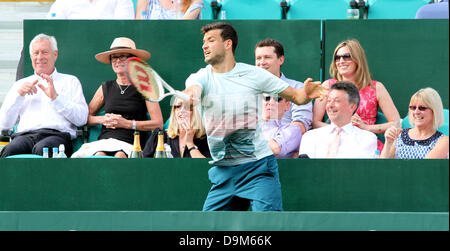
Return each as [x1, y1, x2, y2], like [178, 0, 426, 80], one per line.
[186, 63, 289, 166]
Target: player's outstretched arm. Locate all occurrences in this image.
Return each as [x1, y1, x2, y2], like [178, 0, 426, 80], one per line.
[279, 78, 328, 105]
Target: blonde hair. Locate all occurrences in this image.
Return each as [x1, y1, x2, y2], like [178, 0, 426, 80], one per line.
[329, 39, 373, 90]
[167, 98, 206, 139]
[409, 87, 444, 131]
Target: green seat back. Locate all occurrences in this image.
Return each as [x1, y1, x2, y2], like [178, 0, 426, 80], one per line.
[288, 0, 349, 19]
[6, 154, 43, 158]
[202, 0, 282, 20]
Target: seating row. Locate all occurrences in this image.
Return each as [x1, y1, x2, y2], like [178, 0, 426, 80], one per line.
[1, 19, 448, 155]
[200, 0, 438, 20]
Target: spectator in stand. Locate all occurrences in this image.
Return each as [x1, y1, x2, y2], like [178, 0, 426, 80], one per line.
[71, 37, 163, 158]
[381, 88, 449, 159]
[135, 0, 204, 19]
[46, 0, 135, 19]
[415, 0, 449, 19]
[16, 0, 135, 82]
[300, 81, 377, 158]
[143, 97, 210, 158]
[312, 39, 400, 152]
[261, 94, 302, 158]
[255, 38, 313, 135]
[0, 34, 88, 157]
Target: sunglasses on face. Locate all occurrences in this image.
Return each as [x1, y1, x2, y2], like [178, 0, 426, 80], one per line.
[263, 95, 283, 102]
[334, 53, 352, 62]
[111, 54, 132, 62]
[409, 105, 430, 111]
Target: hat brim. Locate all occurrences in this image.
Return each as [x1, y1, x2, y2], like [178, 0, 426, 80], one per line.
[95, 48, 151, 64]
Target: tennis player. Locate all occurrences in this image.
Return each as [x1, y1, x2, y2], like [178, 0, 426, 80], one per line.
[184, 22, 328, 211]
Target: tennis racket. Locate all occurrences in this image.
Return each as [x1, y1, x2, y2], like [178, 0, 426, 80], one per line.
[125, 57, 190, 102]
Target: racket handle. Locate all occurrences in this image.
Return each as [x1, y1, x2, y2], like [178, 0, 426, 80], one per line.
[175, 91, 191, 101]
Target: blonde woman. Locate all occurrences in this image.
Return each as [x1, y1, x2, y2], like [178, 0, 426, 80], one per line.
[381, 88, 448, 159]
[135, 0, 204, 19]
[143, 97, 210, 158]
[312, 39, 400, 151]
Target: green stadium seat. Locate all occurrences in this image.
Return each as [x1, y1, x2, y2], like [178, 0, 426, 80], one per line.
[202, 0, 282, 20]
[82, 155, 116, 158]
[1, 123, 87, 154]
[287, 0, 349, 19]
[6, 154, 43, 158]
[375, 111, 388, 143]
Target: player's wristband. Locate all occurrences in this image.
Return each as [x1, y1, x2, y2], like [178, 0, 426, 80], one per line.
[132, 120, 136, 130]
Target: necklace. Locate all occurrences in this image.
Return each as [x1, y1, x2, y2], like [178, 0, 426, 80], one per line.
[117, 82, 131, 94]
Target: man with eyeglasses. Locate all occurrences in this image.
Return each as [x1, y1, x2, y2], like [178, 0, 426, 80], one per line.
[0, 34, 88, 157]
[71, 37, 163, 158]
[261, 94, 302, 158]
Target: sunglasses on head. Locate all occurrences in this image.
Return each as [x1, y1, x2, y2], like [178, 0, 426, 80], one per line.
[334, 53, 352, 62]
[409, 105, 430, 111]
[263, 95, 283, 102]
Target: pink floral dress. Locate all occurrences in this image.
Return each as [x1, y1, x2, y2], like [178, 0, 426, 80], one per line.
[329, 79, 384, 151]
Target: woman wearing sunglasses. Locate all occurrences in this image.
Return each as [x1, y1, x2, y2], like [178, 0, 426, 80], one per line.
[72, 37, 163, 158]
[381, 88, 448, 159]
[312, 39, 400, 151]
[143, 97, 210, 158]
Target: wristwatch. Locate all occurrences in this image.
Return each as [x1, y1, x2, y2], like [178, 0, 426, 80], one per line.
[132, 120, 136, 130]
[187, 145, 198, 152]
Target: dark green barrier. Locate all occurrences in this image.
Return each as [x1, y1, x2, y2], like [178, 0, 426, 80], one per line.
[23, 20, 321, 120]
[0, 159, 448, 212]
[324, 20, 449, 117]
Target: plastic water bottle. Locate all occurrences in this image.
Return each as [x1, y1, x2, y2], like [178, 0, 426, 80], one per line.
[42, 147, 49, 158]
[140, 10, 147, 19]
[58, 144, 67, 158]
[52, 147, 59, 158]
[164, 143, 174, 158]
[373, 150, 380, 159]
